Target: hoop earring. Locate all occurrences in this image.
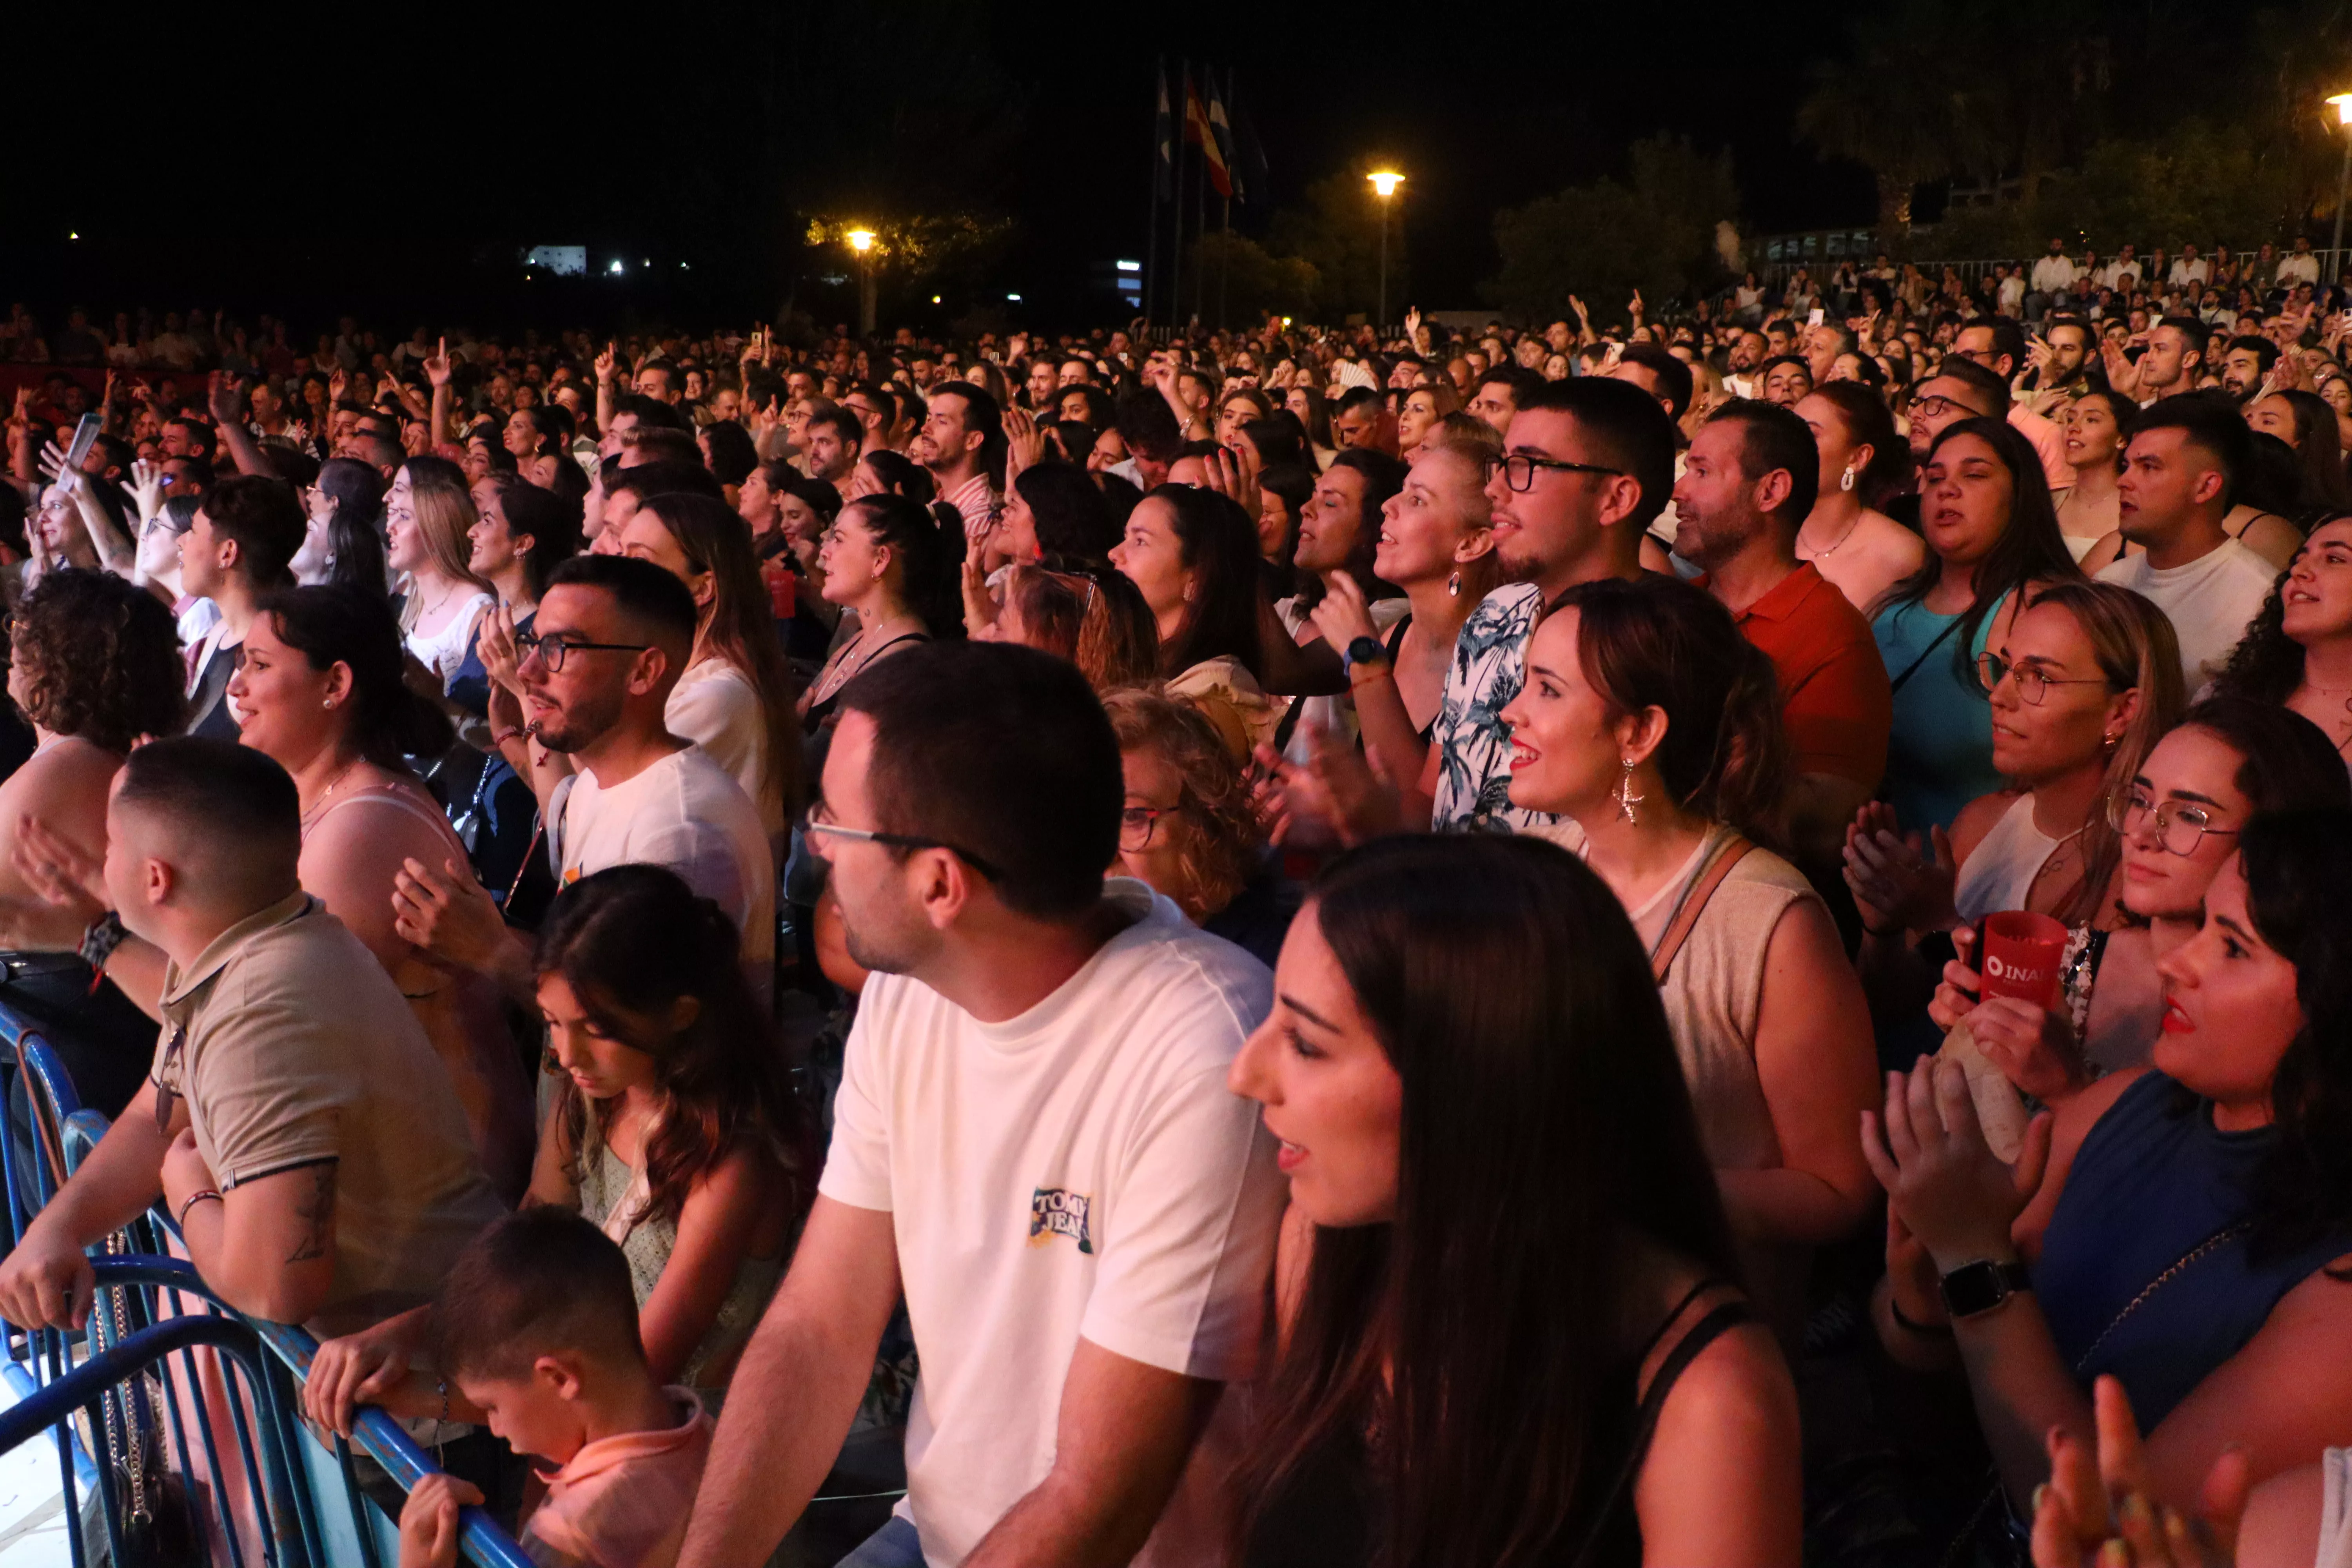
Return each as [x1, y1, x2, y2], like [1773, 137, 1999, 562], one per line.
[1840, 466, 1857, 492]
[1615, 757, 1644, 825]
[1446, 570, 1462, 598]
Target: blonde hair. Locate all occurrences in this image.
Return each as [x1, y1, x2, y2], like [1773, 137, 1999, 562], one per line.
[2025, 581, 2186, 927]
[397, 459, 492, 633]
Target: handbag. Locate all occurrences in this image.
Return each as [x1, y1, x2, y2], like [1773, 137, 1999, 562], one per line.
[96, 1234, 200, 1568]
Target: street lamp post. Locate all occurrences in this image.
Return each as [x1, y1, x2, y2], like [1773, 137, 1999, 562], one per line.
[847, 228, 877, 337]
[1367, 171, 1403, 328]
[2330, 97, 2352, 286]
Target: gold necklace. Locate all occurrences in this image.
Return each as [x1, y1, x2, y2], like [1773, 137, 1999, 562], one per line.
[300, 756, 366, 828]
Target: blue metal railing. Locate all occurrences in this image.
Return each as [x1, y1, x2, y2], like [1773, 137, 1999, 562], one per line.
[0, 1002, 532, 1568]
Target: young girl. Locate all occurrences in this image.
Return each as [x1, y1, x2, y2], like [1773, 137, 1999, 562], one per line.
[305, 865, 813, 1428]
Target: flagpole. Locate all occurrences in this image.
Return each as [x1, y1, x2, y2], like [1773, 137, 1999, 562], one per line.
[1218, 67, 1236, 330]
[1172, 60, 1190, 343]
[1144, 60, 1162, 331]
[1192, 98, 1207, 326]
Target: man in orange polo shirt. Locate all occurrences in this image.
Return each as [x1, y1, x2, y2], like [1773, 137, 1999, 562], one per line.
[1671, 399, 1891, 867]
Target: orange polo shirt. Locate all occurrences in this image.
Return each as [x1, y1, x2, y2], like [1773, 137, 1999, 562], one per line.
[1709, 562, 1891, 791]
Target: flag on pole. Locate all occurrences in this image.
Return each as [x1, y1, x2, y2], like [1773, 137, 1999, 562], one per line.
[1232, 90, 1271, 207]
[1208, 73, 1240, 203]
[1189, 70, 1232, 199]
[1153, 64, 1175, 200]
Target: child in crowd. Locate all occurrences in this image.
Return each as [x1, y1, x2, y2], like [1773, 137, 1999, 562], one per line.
[396, 1208, 712, 1568]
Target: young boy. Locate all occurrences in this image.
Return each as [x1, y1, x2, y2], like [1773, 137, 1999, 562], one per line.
[396, 1209, 713, 1568]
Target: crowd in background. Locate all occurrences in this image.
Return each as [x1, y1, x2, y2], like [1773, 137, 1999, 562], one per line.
[0, 247, 2346, 1568]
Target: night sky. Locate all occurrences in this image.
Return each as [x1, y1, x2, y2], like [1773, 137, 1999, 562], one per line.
[12, 1, 1881, 329]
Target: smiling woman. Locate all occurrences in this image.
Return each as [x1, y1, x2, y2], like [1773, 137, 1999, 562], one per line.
[2212, 514, 2352, 768]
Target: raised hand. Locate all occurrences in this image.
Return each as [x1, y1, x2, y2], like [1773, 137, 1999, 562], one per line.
[1308, 568, 1379, 655]
[1001, 405, 1043, 483]
[593, 340, 618, 387]
[423, 337, 453, 390]
[127, 457, 163, 523]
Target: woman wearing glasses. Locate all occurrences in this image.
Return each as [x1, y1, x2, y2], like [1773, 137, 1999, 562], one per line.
[1850, 583, 2181, 1052]
[1103, 688, 1297, 968]
[1930, 699, 2349, 1114]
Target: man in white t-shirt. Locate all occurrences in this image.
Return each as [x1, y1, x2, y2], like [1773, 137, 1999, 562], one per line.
[678, 642, 1283, 1568]
[392, 555, 774, 1001]
[2095, 401, 2277, 691]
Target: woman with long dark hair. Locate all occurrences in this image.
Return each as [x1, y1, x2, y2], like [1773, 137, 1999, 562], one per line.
[1225, 834, 1799, 1567]
[1793, 383, 1924, 612]
[1868, 809, 2352, 1517]
[1867, 417, 2084, 833]
[1111, 485, 1278, 757]
[2212, 514, 2352, 768]
[301, 456, 389, 593]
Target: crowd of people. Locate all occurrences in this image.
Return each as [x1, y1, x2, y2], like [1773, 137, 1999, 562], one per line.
[0, 250, 2346, 1568]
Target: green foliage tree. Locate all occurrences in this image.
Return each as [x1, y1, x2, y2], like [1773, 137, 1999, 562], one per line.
[1184, 230, 1322, 322]
[1265, 172, 1406, 319]
[1480, 137, 1738, 323]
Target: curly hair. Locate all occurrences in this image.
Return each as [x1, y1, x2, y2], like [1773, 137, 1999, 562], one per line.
[9, 569, 184, 750]
[1101, 686, 1260, 920]
[2210, 534, 2323, 706]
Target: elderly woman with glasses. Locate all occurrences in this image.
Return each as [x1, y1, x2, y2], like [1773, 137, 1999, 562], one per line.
[1101, 687, 1298, 967]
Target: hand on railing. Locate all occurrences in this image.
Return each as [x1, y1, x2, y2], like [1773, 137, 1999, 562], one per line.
[400, 1473, 487, 1568]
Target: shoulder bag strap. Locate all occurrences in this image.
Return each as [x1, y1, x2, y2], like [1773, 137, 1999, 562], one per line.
[1887, 610, 1966, 694]
[1650, 835, 1756, 985]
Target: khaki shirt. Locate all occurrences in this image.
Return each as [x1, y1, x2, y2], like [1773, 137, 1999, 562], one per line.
[154, 892, 506, 1329]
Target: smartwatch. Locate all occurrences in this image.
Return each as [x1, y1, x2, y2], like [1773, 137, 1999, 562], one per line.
[1342, 635, 1391, 677]
[1937, 1258, 2032, 1320]
[80, 911, 128, 974]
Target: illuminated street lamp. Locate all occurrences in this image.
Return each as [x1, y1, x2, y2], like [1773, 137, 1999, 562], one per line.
[846, 228, 878, 336]
[2330, 97, 2352, 283]
[1367, 171, 1404, 327]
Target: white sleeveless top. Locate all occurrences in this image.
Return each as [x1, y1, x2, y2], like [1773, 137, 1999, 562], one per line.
[405, 591, 494, 687]
[1954, 793, 2063, 924]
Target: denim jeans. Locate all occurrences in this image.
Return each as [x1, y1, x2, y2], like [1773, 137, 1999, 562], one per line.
[836, 1515, 926, 1568]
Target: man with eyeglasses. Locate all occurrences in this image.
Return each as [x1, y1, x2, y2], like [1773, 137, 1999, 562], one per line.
[2095, 400, 2276, 691]
[1420, 377, 1674, 833]
[391, 555, 773, 1005]
[1951, 321, 2072, 491]
[680, 641, 1280, 1568]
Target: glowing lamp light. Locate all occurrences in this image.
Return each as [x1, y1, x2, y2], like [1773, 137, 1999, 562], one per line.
[1367, 170, 1404, 198]
[846, 229, 876, 253]
[2331, 93, 2352, 125]
[608, 259, 625, 274]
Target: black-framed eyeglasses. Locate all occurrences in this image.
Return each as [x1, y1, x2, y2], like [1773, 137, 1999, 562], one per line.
[514, 630, 651, 673]
[1975, 651, 2112, 705]
[2108, 789, 2241, 857]
[806, 799, 1003, 880]
[1120, 804, 1177, 850]
[1483, 452, 1625, 493]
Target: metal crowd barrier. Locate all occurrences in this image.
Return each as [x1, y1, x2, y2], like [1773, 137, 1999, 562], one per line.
[0, 1000, 532, 1567]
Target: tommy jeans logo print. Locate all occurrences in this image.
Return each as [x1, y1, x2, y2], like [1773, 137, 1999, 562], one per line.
[1029, 1188, 1094, 1254]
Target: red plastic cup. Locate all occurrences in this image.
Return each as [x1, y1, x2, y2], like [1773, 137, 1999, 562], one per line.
[1977, 911, 2068, 1010]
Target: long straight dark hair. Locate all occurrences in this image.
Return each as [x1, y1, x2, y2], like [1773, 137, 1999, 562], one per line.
[1227, 835, 1739, 1568]
[1149, 484, 1264, 680]
[1878, 416, 2081, 674]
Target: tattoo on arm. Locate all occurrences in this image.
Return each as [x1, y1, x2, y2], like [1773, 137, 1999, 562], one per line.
[286, 1163, 336, 1265]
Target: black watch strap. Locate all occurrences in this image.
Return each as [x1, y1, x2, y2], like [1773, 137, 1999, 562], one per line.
[80, 911, 127, 973]
[1938, 1258, 2032, 1320]
[1343, 634, 1390, 674]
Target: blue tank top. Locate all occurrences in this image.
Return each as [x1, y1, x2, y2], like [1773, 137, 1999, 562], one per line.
[1874, 599, 2004, 832]
[2037, 1071, 2352, 1428]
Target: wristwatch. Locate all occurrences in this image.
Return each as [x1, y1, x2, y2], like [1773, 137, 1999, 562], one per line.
[1342, 635, 1391, 677]
[79, 911, 128, 974]
[1938, 1258, 2032, 1320]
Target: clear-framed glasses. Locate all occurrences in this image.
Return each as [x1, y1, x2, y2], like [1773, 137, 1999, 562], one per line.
[1975, 651, 2112, 706]
[1482, 452, 1625, 493]
[805, 799, 1002, 880]
[2107, 788, 2241, 857]
[512, 630, 651, 674]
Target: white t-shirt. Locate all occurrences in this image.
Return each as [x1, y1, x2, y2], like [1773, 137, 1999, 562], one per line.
[820, 879, 1282, 1565]
[664, 659, 779, 843]
[547, 746, 776, 988]
[2096, 537, 2278, 692]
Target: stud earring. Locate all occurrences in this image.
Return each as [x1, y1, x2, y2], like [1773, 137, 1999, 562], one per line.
[1614, 757, 1644, 825]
